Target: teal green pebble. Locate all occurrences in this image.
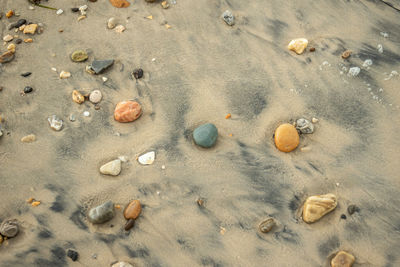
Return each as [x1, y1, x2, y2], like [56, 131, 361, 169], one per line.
[193, 123, 218, 148]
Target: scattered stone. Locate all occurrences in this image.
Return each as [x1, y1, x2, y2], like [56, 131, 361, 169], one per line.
[3, 34, 13, 42]
[77, 15, 86, 21]
[347, 205, 360, 215]
[100, 159, 122, 176]
[112, 262, 134, 267]
[83, 111, 90, 117]
[118, 155, 128, 162]
[197, 198, 205, 207]
[6, 10, 14, 18]
[309, 47, 316, 52]
[115, 25, 126, 33]
[79, 5, 88, 12]
[340, 214, 347, 220]
[21, 72, 32, 77]
[19, 25, 26, 31]
[69, 114, 76, 122]
[288, 38, 308, 54]
[51, 67, 57, 72]
[312, 117, 319, 123]
[71, 50, 88, 62]
[88, 59, 114, 74]
[259, 218, 276, 233]
[300, 146, 312, 152]
[193, 123, 218, 148]
[161, 1, 170, 9]
[302, 193, 337, 223]
[331, 251, 355, 267]
[348, 67, 360, 77]
[0, 235, 3, 244]
[60, 71, 71, 79]
[71, 7, 79, 12]
[132, 68, 143, 79]
[88, 200, 115, 224]
[0, 219, 19, 238]
[24, 38, 33, 43]
[377, 44, 383, 53]
[362, 59, 373, 68]
[15, 39, 22, 44]
[138, 151, 155, 165]
[124, 219, 135, 231]
[32, 201, 41, 207]
[274, 123, 299, 152]
[48, 115, 63, 131]
[67, 249, 79, 261]
[341, 50, 351, 59]
[9, 19, 26, 29]
[296, 118, 314, 134]
[89, 90, 102, 104]
[114, 100, 142, 123]
[221, 10, 235, 26]
[109, 0, 130, 8]
[21, 134, 36, 143]
[23, 86, 33, 93]
[23, 24, 37, 34]
[124, 200, 141, 220]
[56, 9, 64, 15]
[102, 76, 108, 82]
[107, 17, 117, 29]
[0, 51, 15, 63]
[72, 90, 85, 104]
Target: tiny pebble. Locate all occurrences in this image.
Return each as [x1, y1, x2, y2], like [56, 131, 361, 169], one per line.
[161, 165, 166, 170]
[115, 25, 126, 33]
[24, 86, 33, 93]
[15, 39, 22, 44]
[83, 111, 90, 117]
[69, 114, 76, 122]
[51, 67, 57, 72]
[56, 9, 64, 15]
[102, 77, 108, 82]
[67, 249, 79, 262]
[21, 72, 32, 77]
[311, 118, 318, 123]
[71, 8, 79, 12]
[340, 214, 347, 220]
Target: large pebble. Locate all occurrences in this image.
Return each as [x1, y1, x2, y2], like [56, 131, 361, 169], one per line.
[221, 10, 235, 26]
[274, 123, 299, 152]
[109, 0, 130, 8]
[123, 200, 141, 220]
[48, 115, 63, 131]
[88, 200, 115, 224]
[100, 159, 121, 176]
[288, 38, 308, 55]
[193, 123, 218, 148]
[0, 219, 19, 238]
[331, 251, 355, 267]
[89, 90, 102, 104]
[23, 24, 38, 34]
[21, 134, 36, 143]
[88, 59, 114, 74]
[296, 118, 314, 134]
[302, 193, 337, 223]
[60, 71, 71, 79]
[3, 34, 13, 42]
[0, 51, 15, 63]
[259, 218, 276, 233]
[112, 262, 134, 267]
[71, 50, 88, 62]
[114, 101, 142, 123]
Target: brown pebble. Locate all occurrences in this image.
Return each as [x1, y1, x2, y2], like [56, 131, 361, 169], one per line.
[109, 0, 130, 8]
[6, 10, 14, 18]
[114, 101, 142, 123]
[123, 200, 141, 220]
[274, 123, 299, 152]
[72, 90, 85, 104]
[309, 47, 315, 52]
[331, 251, 355, 267]
[342, 50, 351, 59]
[124, 219, 135, 231]
[259, 218, 276, 233]
[59, 29, 64, 33]
[24, 38, 33, 43]
[197, 198, 205, 207]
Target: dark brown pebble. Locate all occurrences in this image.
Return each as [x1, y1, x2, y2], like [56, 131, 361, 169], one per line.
[259, 218, 276, 233]
[0, 86, 3, 91]
[132, 68, 143, 79]
[309, 47, 315, 52]
[124, 219, 135, 231]
[342, 50, 352, 59]
[71, 7, 79, 12]
[340, 214, 347, 220]
[24, 86, 33, 93]
[347, 204, 360, 215]
[196, 198, 205, 207]
[21, 72, 32, 77]
[67, 249, 79, 261]
[15, 39, 22, 44]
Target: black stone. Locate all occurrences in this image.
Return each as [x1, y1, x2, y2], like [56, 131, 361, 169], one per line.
[347, 204, 360, 215]
[340, 214, 347, 220]
[67, 249, 79, 261]
[89, 59, 114, 74]
[71, 7, 79, 12]
[8, 19, 27, 30]
[124, 219, 135, 231]
[15, 39, 22, 44]
[132, 68, 144, 79]
[21, 72, 32, 77]
[24, 86, 33, 93]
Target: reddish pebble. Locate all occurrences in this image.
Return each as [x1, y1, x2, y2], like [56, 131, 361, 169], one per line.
[114, 101, 142, 122]
[123, 200, 141, 220]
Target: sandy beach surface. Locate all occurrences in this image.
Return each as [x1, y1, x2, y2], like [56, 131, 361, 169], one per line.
[1, 0, 400, 266]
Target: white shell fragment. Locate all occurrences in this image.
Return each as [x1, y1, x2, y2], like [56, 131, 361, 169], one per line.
[138, 151, 155, 165]
[48, 115, 63, 131]
[348, 67, 360, 77]
[56, 9, 63, 15]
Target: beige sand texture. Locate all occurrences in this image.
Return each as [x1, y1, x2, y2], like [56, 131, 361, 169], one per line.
[1, 0, 400, 266]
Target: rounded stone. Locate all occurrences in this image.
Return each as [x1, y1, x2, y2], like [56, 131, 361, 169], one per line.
[114, 101, 142, 123]
[88, 201, 115, 224]
[296, 118, 314, 134]
[124, 219, 135, 231]
[112, 262, 134, 267]
[274, 123, 299, 152]
[109, 0, 130, 8]
[302, 193, 337, 223]
[71, 50, 88, 62]
[193, 123, 218, 148]
[72, 90, 85, 104]
[0, 219, 19, 238]
[123, 200, 141, 220]
[24, 86, 33, 94]
[100, 159, 121, 176]
[89, 90, 102, 104]
[331, 251, 355, 267]
[259, 218, 276, 233]
[107, 17, 117, 29]
[132, 68, 143, 79]
[67, 249, 79, 261]
[347, 205, 360, 215]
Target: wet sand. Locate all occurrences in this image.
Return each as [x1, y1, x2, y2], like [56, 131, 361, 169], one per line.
[1, 0, 400, 266]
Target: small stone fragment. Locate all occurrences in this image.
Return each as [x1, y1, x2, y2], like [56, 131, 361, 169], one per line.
[24, 38, 33, 43]
[112, 262, 134, 267]
[109, 0, 130, 8]
[32, 201, 41, 207]
[71, 7, 79, 12]
[0, 51, 15, 63]
[79, 5, 88, 11]
[115, 25, 126, 33]
[331, 251, 355, 267]
[193, 123, 218, 148]
[72, 90, 85, 104]
[67, 249, 79, 262]
[347, 205, 360, 215]
[89, 90, 102, 104]
[15, 39, 22, 44]
[362, 59, 373, 68]
[309, 47, 316, 52]
[3, 34, 13, 42]
[88, 59, 114, 74]
[348, 67, 360, 77]
[48, 115, 63, 131]
[21, 72, 31, 77]
[107, 17, 117, 29]
[77, 15, 86, 21]
[288, 38, 309, 55]
[6, 10, 14, 18]
[23, 24, 37, 34]
[88, 200, 115, 224]
[60, 71, 71, 79]
[114, 101, 142, 123]
[221, 10, 235, 26]
[377, 44, 383, 53]
[100, 159, 122, 176]
[71, 50, 88, 62]
[132, 68, 143, 79]
[161, 1, 170, 9]
[69, 114, 76, 122]
[302, 193, 337, 223]
[21, 134, 36, 143]
[197, 198, 205, 207]
[296, 118, 314, 134]
[138, 151, 155, 165]
[124, 200, 141, 220]
[259, 218, 276, 233]
[340, 214, 347, 220]
[83, 111, 90, 117]
[341, 50, 351, 59]
[0, 220, 19, 238]
[56, 9, 64, 15]
[225, 113, 231, 119]
[274, 123, 299, 152]
[312, 118, 319, 123]
[124, 219, 135, 231]
[24, 86, 33, 94]
[0, 235, 3, 244]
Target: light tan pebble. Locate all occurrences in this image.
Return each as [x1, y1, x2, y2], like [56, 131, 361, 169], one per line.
[78, 15, 86, 21]
[51, 67, 57, 72]
[102, 77, 108, 82]
[15, 29, 18, 33]
[302, 193, 337, 223]
[3, 35, 13, 42]
[89, 90, 102, 104]
[300, 146, 311, 152]
[115, 25, 126, 33]
[23, 24, 38, 34]
[312, 118, 319, 123]
[32, 201, 41, 207]
[288, 38, 308, 55]
[111, 262, 134, 267]
[21, 134, 36, 143]
[6, 10, 14, 18]
[24, 38, 33, 43]
[107, 17, 117, 29]
[19, 25, 26, 31]
[331, 251, 355, 267]
[13, 35, 19, 38]
[165, 24, 171, 29]
[146, 15, 153, 20]
[59, 71, 71, 79]
[161, 1, 170, 9]
[7, 43, 16, 52]
[29, 6, 35, 10]
[72, 90, 85, 104]
[100, 159, 122, 176]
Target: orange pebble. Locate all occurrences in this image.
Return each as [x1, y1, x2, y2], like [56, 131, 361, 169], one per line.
[228, 133, 233, 137]
[274, 123, 299, 152]
[32, 201, 41, 207]
[115, 204, 121, 209]
[27, 197, 34, 203]
[225, 113, 231, 119]
[24, 38, 33, 43]
[6, 10, 14, 18]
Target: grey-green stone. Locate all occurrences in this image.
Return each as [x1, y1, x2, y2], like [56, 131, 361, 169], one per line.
[71, 50, 88, 62]
[88, 200, 114, 224]
[193, 123, 218, 148]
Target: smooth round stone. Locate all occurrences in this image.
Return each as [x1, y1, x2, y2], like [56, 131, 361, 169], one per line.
[89, 90, 102, 104]
[259, 218, 276, 233]
[71, 50, 88, 62]
[109, 0, 130, 8]
[302, 193, 337, 223]
[88, 200, 115, 224]
[112, 262, 134, 267]
[193, 123, 218, 148]
[274, 124, 299, 152]
[0, 219, 19, 238]
[331, 251, 355, 267]
[107, 17, 117, 29]
[24, 86, 33, 94]
[114, 101, 142, 123]
[100, 159, 121, 176]
[123, 200, 141, 220]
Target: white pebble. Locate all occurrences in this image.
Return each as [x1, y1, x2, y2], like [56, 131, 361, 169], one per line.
[311, 118, 319, 123]
[51, 67, 57, 72]
[107, 17, 117, 29]
[59, 71, 71, 79]
[161, 165, 166, 170]
[380, 32, 389, 38]
[118, 156, 128, 162]
[138, 151, 155, 165]
[56, 9, 63, 15]
[89, 90, 102, 104]
[377, 44, 383, 53]
[348, 67, 360, 77]
[29, 6, 35, 10]
[79, 5, 88, 11]
[102, 77, 108, 82]
[83, 111, 90, 117]
[152, 58, 156, 62]
[115, 25, 126, 33]
[362, 59, 373, 68]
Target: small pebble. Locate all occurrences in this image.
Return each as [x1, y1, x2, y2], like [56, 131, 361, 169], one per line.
[124, 219, 135, 231]
[71, 7, 79, 12]
[69, 114, 76, 122]
[67, 249, 79, 262]
[161, 1, 170, 9]
[0, 51, 15, 64]
[114, 101, 142, 122]
[340, 214, 347, 220]
[197, 198, 205, 207]
[6, 10, 14, 18]
[24, 38, 33, 43]
[342, 50, 352, 59]
[309, 47, 316, 52]
[83, 111, 90, 117]
[288, 38, 308, 54]
[311, 117, 318, 123]
[24, 86, 33, 93]
[303, 194, 337, 223]
[71, 50, 88, 62]
[109, 0, 131, 8]
[331, 251, 355, 267]
[107, 17, 117, 29]
[115, 25, 126, 33]
[3, 34, 13, 42]
[48, 115, 63, 131]
[79, 5, 88, 11]
[51, 67, 57, 72]
[132, 68, 143, 79]
[347, 204, 360, 215]
[77, 15, 86, 21]
[193, 123, 218, 148]
[21, 134, 36, 143]
[56, 9, 64, 15]
[112, 262, 134, 267]
[102, 77, 108, 82]
[124, 200, 141, 220]
[88, 200, 115, 224]
[221, 10, 235, 26]
[21, 72, 32, 77]
[348, 67, 360, 77]
[100, 159, 122, 176]
[259, 218, 276, 233]
[138, 151, 155, 165]
[296, 118, 314, 134]
[274, 123, 299, 152]
[89, 90, 102, 104]
[0, 219, 19, 238]
[72, 90, 85, 104]
[15, 39, 22, 44]
[23, 24, 37, 34]
[60, 71, 71, 79]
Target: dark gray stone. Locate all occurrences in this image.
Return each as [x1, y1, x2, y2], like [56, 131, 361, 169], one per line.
[88, 200, 114, 224]
[89, 59, 114, 74]
[193, 123, 218, 148]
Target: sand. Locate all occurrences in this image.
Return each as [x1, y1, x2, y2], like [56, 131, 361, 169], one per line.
[1, 0, 400, 266]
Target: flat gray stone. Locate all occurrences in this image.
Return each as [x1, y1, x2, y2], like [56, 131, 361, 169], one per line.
[89, 59, 114, 74]
[88, 200, 115, 224]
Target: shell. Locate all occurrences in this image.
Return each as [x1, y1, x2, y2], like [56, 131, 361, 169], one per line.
[0, 219, 19, 238]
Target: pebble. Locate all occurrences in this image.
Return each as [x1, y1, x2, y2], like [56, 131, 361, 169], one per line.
[0, 219, 19, 238]
[377, 44, 383, 53]
[288, 38, 308, 54]
[79, 5, 88, 11]
[83, 111, 90, 117]
[88, 200, 115, 224]
[15, 39, 22, 44]
[6, 10, 14, 18]
[138, 151, 155, 165]
[67, 249, 79, 261]
[21, 134, 36, 143]
[71, 7, 79, 12]
[89, 90, 102, 104]
[161, 1, 170, 9]
[348, 67, 360, 77]
[341, 50, 351, 59]
[331, 251, 355, 267]
[48, 115, 63, 131]
[3, 34, 13, 42]
[69, 114, 76, 122]
[0, 235, 3, 244]
[296, 118, 314, 134]
[71, 50, 88, 62]
[132, 68, 144, 79]
[114, 101, 142, 123]
[100, 159, 122, 176]
[193, 123, 218, 148]
[107, 17, 117, 29]
[259, 218, 276, 233]
[23, 24, 37, 34]
[78, 15, 86, 21]
[311, 117, 319, 123]
[24, 38, 33, 43]
[0, 51, 15, 63]
[124, 200, 141, 220]
[72, 90, 85, 104]
[221, 10, 235, 26]
[115, 25, 126, 33]
[347, 204, 360, 215]
[362, 59, 373, 68]
[112, 262, 134, 267]
[9, 19, 26, 29]
[56, 9, 64, 15]
[109, 0, 131, 8]
[88, 59, 114, 74]
[124, 219, 135, 231]
[274, 123, 299, 152]
[302, 193, 337, 223]
[60, 71, 71, 79]
[24, 86, 33, 93]
[102, 77, 108, 82]
[340, 214, 347, 220]
[21, 72, 32, 77]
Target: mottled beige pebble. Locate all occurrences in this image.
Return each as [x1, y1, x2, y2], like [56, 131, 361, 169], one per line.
[331, 251, 355, 267]
[303, 193, 337, 223]
[21, 134, 36, 143]
[288, 38, 308, 54]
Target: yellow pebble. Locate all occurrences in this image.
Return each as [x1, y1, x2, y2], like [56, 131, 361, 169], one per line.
[32, 201, 41, 207]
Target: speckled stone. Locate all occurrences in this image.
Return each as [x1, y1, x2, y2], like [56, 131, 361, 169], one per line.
[112, 262, 134, 267]
[331, 251, 355, 267]
[302, 193, 337, 223]
[259, 218, 276, 233]
[89, 90, 102, 104]
[0, 219, 19, 238]
[71, 50, 88, 62]
[88, 201, 115, 224]
[193, 123, 218, 148]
